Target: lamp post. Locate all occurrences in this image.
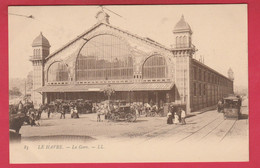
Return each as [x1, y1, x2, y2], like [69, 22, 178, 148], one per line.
[103, 84, 115, 101]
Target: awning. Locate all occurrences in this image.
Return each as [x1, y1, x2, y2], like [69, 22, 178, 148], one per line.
[35, 82, 174, 93]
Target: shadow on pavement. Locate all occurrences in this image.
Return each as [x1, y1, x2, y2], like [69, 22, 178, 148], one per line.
[185, 122, 197, 125]
[240, 114, 248, 120]
[22, 135, 96, 142]
[134, 119, 149, 123]
[186, 114, 196, 118]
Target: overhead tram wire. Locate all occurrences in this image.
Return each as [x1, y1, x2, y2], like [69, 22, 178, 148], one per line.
[9, 12, 74, 39]
[8, 13, 35, 19]
[98, 5, 126, 21]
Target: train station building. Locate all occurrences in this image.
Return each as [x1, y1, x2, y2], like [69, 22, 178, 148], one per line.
[31, 10, 234, 112]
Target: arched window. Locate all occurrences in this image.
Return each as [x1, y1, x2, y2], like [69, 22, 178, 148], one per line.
[76, 35, 133, 81]
[183, 36, 187, 47]
[176, 36, 179, 48]
[143, 55, 167, 79]
[47, 62, 69, 82]
[179, 36, 183, 47]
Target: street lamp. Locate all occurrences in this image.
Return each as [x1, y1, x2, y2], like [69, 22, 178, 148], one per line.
[103, 84, 115, 101]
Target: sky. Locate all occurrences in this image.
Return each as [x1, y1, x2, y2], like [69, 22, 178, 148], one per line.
[8, 5, 248, 87]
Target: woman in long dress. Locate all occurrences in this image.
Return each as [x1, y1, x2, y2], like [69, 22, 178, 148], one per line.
[174, 112, 179, 124]
[167, 111, 173, 124]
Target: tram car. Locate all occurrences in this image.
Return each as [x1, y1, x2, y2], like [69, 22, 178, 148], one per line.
[223, 96, 242, 120]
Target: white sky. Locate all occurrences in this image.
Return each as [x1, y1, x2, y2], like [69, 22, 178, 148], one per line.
[8, 5, 248, 87]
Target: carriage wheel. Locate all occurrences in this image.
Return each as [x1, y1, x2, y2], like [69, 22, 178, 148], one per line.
[126, 114, 136, 122]
[131, 114, 137, 122]
[112, 114, 119, 122]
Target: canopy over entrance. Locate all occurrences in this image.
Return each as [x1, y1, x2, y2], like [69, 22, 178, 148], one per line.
[35, 82, 175, 93]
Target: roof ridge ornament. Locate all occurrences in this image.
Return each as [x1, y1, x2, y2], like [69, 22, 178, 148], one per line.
[96, 10, 110, 24]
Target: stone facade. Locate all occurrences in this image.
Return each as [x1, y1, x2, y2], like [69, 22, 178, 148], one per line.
[30, 11, 233, 112]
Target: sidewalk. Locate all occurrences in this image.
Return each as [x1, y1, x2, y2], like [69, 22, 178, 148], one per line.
[186, 105, 217, 118]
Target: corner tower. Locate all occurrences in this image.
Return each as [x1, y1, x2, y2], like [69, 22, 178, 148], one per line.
[172, 15, 195, 113]
[30, 32, 50, 107]
[173, 15, 194, 52]
[228, 68, 234, 81]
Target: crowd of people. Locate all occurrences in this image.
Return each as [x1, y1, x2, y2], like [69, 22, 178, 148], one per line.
[38, 99, 94, 119]
[10, 98, 188, 130]
[93, 101, 166, 122]
[166, 107, 186, 125]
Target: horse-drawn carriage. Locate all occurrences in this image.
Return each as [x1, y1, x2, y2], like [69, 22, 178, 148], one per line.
[9, 101, 39, 141]
[9, 112, 25, 142]
[98, 100, 137, 122]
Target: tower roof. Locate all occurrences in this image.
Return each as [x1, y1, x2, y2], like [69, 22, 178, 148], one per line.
[32, 32, 51, 48]
[173, 15, 192, 33]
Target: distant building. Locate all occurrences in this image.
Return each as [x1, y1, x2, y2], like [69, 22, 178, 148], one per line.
[30, 11, 233, 112]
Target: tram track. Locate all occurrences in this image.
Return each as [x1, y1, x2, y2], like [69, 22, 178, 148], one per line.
[139, 110, 222, 144]
[197, 118, 237, 143]
[198, 119, 225, 141]
[219, 119, 237, 142]
[176, 115, 223, 143]
[147, 111, 218, 137]
[137, 109, 241, 145]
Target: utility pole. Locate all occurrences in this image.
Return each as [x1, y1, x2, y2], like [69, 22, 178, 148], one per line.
[184, 69, 186, 104]
[25, 80, 27, 96]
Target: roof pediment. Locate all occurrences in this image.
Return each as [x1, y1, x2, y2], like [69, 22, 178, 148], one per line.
[45, 22, 171, 61]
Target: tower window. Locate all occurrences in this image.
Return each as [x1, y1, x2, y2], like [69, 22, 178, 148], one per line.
[176, 36, 179, 48]
[183, 36, 187, 47]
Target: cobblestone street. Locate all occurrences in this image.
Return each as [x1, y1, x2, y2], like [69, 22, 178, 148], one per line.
[19, 105, 248, 144]
[10, 100, 248, 163]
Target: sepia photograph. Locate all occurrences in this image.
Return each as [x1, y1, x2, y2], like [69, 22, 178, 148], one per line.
[8, 5, 248, 163]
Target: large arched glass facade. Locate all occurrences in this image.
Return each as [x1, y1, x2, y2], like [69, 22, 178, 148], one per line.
[76, 35, 133, 81]
[47, 62, 69, 82]
[143, 55, 168, 78]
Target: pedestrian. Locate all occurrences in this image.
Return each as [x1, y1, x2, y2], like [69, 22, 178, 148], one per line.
[70, 107, 74, 118]
[167, 111, 173, 124]
[181, 108, 186, 125]
[217, 99, 223, 112]
[60, 110, 65, 119]
[18, 101, 23, 113]
[74, 107, 79, 118]
[174, 112, 179, 124]
[97, 110, 101, 122]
